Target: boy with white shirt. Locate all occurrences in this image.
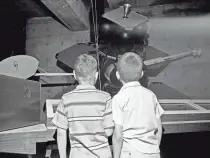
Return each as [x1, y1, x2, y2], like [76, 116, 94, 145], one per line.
[112, 52, 164, 158]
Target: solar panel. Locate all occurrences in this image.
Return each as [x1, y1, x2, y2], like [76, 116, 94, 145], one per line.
[0, 75, 42, 132]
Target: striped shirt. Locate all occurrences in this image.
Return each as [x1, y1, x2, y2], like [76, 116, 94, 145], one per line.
[52, 84, 114, 157]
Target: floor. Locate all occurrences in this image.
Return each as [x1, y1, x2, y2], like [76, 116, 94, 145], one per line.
[1, 132, 210, 158]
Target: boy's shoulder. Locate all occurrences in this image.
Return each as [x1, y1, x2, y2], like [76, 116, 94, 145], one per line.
[137, 86, 157, 100]
[62, 88, 77, 97]
[141, 86, 155, 95]
[120, 84, 155, 94]
[115, 85, 156, 99]
[62, 88, 111, 100]
[92, 89, 112, 100]
[96, 89, 111, 96]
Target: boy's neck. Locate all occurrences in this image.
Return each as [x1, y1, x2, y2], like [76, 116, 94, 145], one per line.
[122, 80, 139, 86]
[78, 81, 95, 86]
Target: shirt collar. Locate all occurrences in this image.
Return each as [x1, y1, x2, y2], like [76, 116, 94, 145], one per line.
[76, 84, 96, 90]
[120, 81, 141, 91]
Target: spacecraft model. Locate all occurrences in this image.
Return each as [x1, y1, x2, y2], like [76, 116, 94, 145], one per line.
[55, 4, 202, 97]
[0, 4, 202, 98]
[55, 42, 201, 97]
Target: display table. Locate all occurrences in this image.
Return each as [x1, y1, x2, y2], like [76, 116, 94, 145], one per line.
[1, 99, 210, 157]
[0, 114, 56, 156]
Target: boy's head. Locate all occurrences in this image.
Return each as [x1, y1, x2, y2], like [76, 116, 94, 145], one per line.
[73, 54, 98, 85]
[116, 52, 143, 83]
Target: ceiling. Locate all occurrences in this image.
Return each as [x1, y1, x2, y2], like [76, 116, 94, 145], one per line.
[0, 0, 51, 18]
[1, 0, 210, 19]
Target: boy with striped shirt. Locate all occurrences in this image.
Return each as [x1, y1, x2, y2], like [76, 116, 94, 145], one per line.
[52, 54, 114, 158]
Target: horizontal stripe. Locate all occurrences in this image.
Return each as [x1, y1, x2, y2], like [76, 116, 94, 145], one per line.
[67, 90, 106, 95]
[64, 90, 110, 100]
[64, 89, 97, 96]
[65, 102, 106, 107]
[68, 116, 103, 122]
[68, 120, 102, 123]
[89, 142, 108, 149]
[74, 87, 95, 90]
[68, 116, 102, 119]
[103, 111, 112, 117]
[56, 110, 66, 117]
[71, 142, 80, 145]
[106, 97, 111, 102]
[90, 142, 109, 151]
[105, 126, 114, 129]
[71, 142, 109, 151]
[73, 89, 110, 96]
[71, 132, 106, 136]
[71, 142, 107, 148]
[71, 90, 98, 94]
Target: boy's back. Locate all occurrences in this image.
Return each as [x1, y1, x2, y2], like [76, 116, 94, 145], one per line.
[112, 52, 164, 158]
[53, 85, 113, 158]
[53, 54, 114, 158]
[112, 81, 164, 155]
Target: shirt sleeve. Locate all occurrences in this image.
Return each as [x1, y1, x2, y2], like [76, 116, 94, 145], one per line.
[103, 96, 114, 130]
[52, 99, 68, 130]
[153, 95, 164, 119]
[112, 96, 123, 126]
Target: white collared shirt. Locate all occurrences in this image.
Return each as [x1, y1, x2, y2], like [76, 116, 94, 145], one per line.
[112, 81, 164, 154]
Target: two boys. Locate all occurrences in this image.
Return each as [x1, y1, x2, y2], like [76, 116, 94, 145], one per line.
[52, 52, 164, 158]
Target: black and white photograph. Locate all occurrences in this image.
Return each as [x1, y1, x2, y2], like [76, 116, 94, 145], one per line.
[0, 0, 210, 158]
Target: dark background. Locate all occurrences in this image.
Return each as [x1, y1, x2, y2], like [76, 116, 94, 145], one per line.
[0, 1, 26, 61]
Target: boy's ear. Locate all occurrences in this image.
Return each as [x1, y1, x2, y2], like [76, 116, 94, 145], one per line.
[95, 71, 99, 80]
[116, 71, 120, 80]
[140, 71, 144, 78]
[73, 70, 76, 79]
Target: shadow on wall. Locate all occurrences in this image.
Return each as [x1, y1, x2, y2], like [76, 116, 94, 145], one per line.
[0, 2, 26, 61]
[148, 10, 210, 99]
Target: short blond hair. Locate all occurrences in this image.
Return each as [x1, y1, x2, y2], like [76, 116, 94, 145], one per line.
[117, 52, 143, 82]
[74, 54, 97, 79]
